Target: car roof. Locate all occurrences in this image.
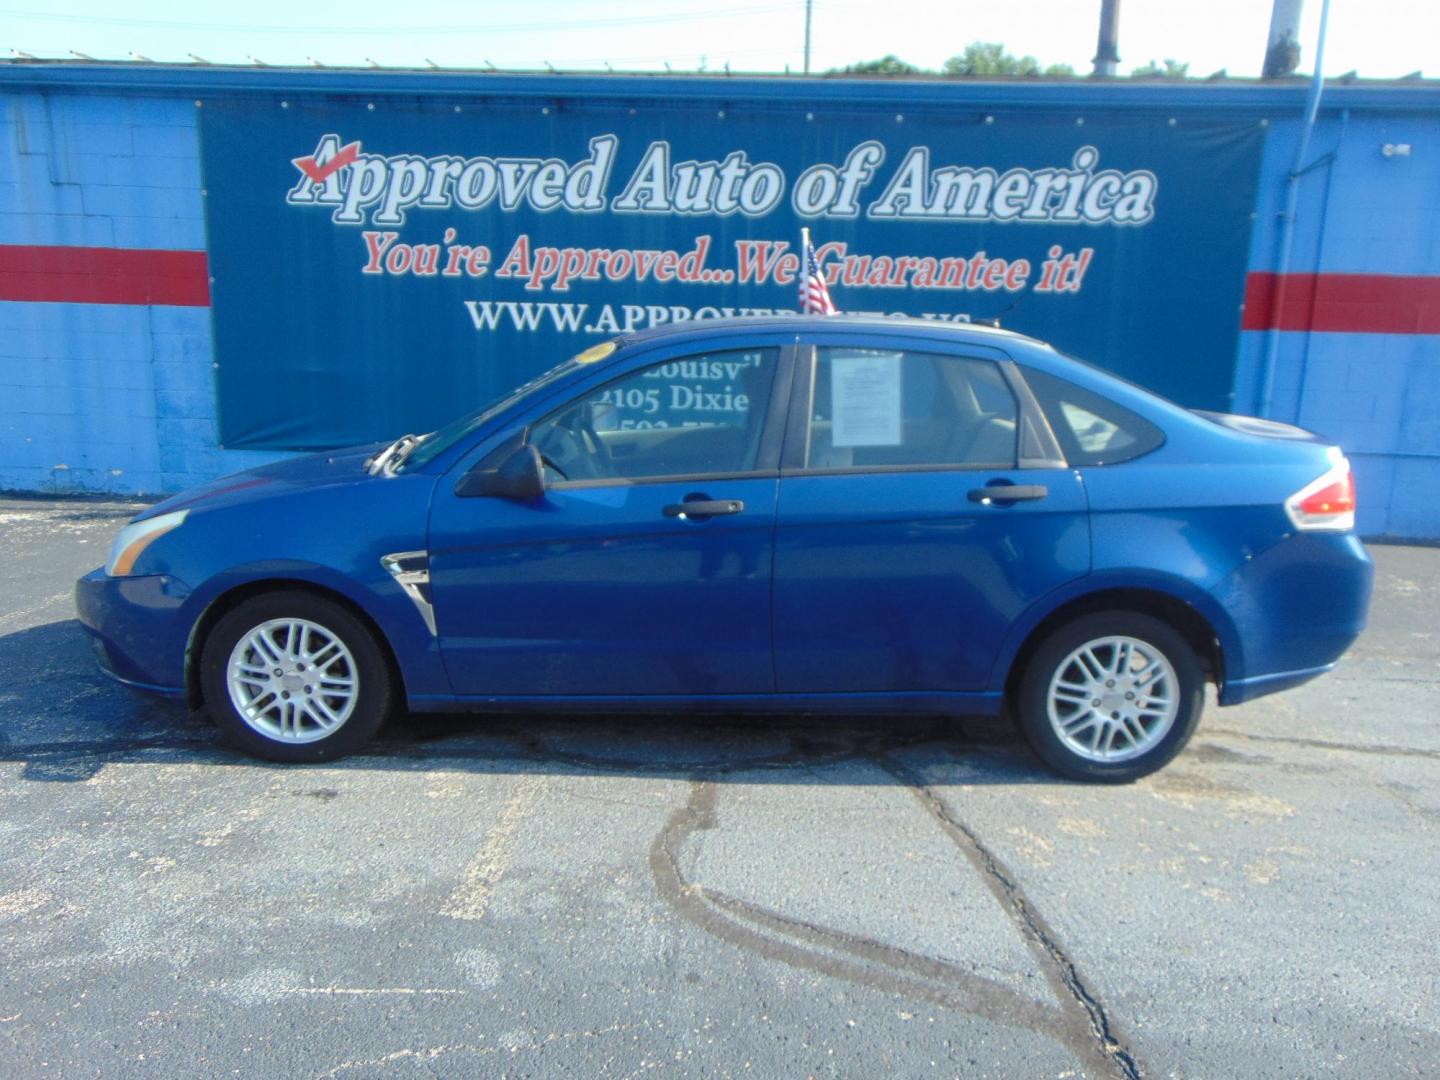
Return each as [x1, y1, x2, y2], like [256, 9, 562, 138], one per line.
[618, 314, 1040, 351]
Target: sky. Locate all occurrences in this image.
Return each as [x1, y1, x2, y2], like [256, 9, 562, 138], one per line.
[0, 0, 1435, 79]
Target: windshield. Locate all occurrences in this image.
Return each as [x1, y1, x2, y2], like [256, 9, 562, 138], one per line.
[400, 341, 619, 471]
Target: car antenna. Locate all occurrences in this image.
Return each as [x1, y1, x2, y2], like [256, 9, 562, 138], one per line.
[978, 300, 1019, 328]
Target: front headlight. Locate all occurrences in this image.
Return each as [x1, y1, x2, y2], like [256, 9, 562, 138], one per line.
[106, 510, 189, 576]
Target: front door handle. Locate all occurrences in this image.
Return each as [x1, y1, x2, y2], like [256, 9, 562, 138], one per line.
[968, 484, 1048, 504]
[663, 499, 744, 519]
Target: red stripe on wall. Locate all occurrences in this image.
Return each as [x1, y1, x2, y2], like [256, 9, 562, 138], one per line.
[4, 247, 1434, 330]
[1243, 272, 1440, 334]
[0, 245, 210, 307]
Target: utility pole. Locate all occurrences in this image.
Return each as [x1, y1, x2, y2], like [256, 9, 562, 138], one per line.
[1263, 0, 1304, 77]
[803, 0, 813, 75]
[1091, 0, 1121, 76]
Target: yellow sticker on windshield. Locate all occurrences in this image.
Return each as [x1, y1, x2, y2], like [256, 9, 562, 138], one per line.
[572, 341, 618, 364]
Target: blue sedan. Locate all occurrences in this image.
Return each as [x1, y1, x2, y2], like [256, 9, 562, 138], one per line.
[75, 317, 1372, 780]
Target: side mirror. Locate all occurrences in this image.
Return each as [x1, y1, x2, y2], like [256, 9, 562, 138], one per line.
[456, 443, 546, 500]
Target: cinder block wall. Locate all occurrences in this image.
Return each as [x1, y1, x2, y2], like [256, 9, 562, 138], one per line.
[1235, 112, 1440, 539]
[1, 77, 1436, 539]
[0, 90, 282, 496]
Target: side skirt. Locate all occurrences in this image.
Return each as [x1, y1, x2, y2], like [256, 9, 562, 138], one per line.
[405, 690, 1005, 716]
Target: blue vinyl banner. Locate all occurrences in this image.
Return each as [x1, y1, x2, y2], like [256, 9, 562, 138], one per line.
[199, 89, 1264, 449]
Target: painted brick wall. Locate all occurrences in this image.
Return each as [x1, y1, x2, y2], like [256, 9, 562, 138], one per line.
[0, 90, 283, 497]
[1236, 113, 1440, 539]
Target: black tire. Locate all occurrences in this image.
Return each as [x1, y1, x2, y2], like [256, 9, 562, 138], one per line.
[1015, 610, 1204, 783]
[200, 590, 395, 763]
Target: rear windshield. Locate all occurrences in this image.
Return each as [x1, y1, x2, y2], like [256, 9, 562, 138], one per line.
[1023, 367, 1165, 467]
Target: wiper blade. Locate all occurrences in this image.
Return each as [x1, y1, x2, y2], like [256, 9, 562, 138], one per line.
[367, 433, 418, 476]
[389, 433, 431, 473]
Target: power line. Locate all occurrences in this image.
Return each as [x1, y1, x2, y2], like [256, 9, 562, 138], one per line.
[0, 2, 804, 36]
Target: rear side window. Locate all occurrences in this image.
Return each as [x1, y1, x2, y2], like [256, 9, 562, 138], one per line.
[1023, 367, 1164, 466]
[804, 348, 1017, 470]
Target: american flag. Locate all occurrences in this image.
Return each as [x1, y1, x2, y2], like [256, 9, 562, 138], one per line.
[798, 228, 837, 315]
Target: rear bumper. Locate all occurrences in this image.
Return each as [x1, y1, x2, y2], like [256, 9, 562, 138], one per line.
[1214, 532, 1372, 705]
[74, 568, 191, 695]
[1219, 662, 1336, 706]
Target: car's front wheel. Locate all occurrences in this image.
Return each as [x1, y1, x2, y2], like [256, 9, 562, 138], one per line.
[1016, 611, 1204, 782]
[200, 591, 394, 763]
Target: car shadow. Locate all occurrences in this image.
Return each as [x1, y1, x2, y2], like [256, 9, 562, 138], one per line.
[2, 619, 1064, 786]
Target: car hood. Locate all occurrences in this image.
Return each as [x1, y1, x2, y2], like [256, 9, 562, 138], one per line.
[135, 441, 389, 521]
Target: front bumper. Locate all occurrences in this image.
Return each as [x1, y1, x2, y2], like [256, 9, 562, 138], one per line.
[74, 568, 192, 695]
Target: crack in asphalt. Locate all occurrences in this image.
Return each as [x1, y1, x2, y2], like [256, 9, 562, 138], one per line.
[649, 765, 1144, 1079]
[648, 779, 1099, 1069]
[874, 753, 1143, 1080]
[1206, 727, 1440, 762]
[1329, 670, 1438, 686]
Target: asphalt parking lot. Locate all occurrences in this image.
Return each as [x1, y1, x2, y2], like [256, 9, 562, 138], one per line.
[1, 496, 1436, 1078]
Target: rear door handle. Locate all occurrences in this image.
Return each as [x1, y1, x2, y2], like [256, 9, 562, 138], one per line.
[663, 499, 744, 519]
[967, 484, 1048, 504]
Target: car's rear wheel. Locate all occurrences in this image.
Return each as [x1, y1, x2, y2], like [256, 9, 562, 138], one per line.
[1016, 611, 1203, 782]
[200, 591, 394, 763]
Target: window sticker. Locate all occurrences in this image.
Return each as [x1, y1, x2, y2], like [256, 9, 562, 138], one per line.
[831, 353, 902, 447]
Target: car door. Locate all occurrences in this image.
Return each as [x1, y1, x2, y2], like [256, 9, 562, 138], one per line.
[772, 336, 1090, 695]
[428, 341, 793, 698]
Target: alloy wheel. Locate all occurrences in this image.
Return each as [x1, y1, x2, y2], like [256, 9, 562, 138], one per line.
[226, 618, 359, 744]
[1044, 634, 1179, 763]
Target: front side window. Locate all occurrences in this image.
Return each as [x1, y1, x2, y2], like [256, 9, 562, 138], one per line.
[529, 348, 778, 483]
[803, 348, 1018, 470]
[402, 341, 619, 471]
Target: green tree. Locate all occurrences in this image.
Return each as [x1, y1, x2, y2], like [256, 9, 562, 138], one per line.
[1130, 58, 1190, 78]
[834, 54, 925, 75]
[942, 42, 1075, 77]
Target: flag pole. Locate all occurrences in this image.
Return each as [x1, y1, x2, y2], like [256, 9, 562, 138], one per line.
[801, 226, 810, 251]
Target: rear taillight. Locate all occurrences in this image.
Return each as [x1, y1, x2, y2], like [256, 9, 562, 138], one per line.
[1285, 453, 1356, 532]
